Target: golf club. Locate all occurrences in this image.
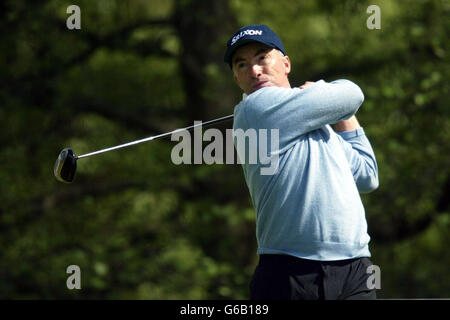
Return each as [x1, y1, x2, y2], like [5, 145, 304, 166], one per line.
[54, 114, 234, 183]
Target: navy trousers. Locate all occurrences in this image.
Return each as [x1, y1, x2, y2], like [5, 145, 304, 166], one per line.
[250, 254, 377, 300]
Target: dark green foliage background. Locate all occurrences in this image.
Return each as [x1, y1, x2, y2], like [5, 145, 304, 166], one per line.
[0, 0, 448, 299]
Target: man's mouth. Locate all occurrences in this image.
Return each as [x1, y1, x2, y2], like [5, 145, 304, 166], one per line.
[252, 80, 271, 90]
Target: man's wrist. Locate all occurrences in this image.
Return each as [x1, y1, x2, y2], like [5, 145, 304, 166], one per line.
[333, 116, 361, 132]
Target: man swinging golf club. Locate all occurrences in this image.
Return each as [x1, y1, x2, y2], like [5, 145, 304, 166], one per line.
[224, 24, 379, 300]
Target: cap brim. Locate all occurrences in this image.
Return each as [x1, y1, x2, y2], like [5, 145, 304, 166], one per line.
[224, 39, 271, 66]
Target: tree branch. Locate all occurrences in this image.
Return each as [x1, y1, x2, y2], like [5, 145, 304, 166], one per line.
[11, 17, 176, 88]
[436, 175, 450, 213]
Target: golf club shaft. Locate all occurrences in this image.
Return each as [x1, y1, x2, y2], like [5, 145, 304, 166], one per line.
[75, 114, 234, 160]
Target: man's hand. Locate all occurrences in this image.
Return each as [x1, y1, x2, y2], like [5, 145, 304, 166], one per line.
[298, 81, 361, 132]
[299, 81, 315, 89]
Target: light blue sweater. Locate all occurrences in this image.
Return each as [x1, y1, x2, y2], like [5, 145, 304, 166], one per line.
[233, 79, 379, 261]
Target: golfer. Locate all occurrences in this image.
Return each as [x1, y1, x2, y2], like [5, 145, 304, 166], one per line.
[224, 25, 379, 300]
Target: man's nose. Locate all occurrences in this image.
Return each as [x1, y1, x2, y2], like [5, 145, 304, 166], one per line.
[251, 64, 262, 77]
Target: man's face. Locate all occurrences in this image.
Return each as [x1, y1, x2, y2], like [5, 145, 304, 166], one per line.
[232, 42, 291, 95]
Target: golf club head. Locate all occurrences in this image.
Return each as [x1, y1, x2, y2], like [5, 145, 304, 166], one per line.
[54, 148, 77, 183]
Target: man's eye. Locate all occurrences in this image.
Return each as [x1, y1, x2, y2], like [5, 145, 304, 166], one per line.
[259, 54, 269, 63]
[237, 62, 247, 69]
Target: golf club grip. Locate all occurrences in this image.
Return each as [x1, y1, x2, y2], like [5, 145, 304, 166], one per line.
[76, 114, 234, 159]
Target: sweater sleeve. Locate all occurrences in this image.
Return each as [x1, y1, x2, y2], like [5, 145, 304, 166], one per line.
[241, 79, 365, 152]
[336, 128, 379, 193]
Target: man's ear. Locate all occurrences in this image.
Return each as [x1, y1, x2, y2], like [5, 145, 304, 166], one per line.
[283, 55, 291, 75]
